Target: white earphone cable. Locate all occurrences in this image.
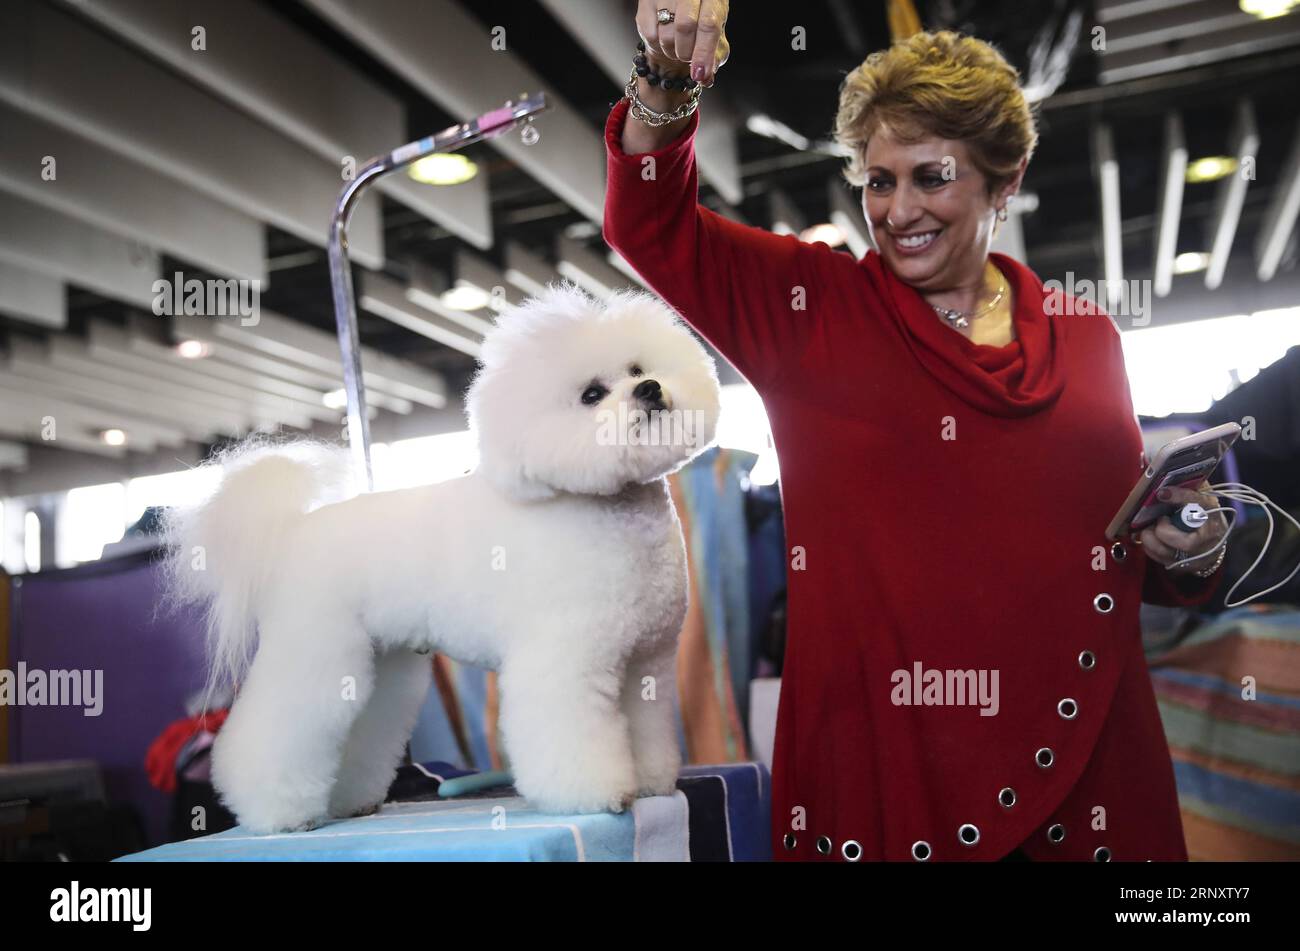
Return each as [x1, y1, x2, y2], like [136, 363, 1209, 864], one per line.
[1194, 482, 1300, 608]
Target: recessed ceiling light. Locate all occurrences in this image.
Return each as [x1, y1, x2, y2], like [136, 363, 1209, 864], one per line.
[1173, 252, 1211, 274]
[1240, 0, 1299, 19]
[1186, 156, 1237, 183]
[408, 154, 478, 186]
[440, 282, 491, 311]
[175, 339, 211, 359]
[100, 428, 127, 447]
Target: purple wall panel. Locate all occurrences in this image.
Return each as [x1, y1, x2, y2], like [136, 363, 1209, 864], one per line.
[11, 548, 209, 846]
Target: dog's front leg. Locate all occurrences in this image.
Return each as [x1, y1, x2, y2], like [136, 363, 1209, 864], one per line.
[498, 641, 638, 815]
[623, 641, 683, 799]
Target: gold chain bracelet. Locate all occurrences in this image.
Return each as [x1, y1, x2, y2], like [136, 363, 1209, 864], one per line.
[624, 65, 703, 127]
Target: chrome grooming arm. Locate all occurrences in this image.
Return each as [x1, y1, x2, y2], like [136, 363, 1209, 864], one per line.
[328, 93, 549, 489]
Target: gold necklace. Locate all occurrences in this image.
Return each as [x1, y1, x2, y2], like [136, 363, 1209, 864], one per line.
[930, 270, 1008, 329]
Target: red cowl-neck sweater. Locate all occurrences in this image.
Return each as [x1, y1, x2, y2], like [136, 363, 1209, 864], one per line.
[603, 97, 1222, 862]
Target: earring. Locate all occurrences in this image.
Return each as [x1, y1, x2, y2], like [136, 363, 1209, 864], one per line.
[997, 206, 1008, 222]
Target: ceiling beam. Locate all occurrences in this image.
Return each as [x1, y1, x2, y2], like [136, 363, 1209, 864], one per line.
[173, 311, 449, 409]
[0, 0, 383, 269]
[0, 442, 207, 499]
[1153, 112, 1187, 298]
[1095, 10, 1300, 84]
[160, 320, 416, 415]
[828, 180, 871, 260]
[504, 241, 561, 298]
[0, 414, 127, 459]
[0, 100, 265, 282]
[86, 322, 338, 426]
[303, 0, 606, 224]
[62, 0, 492, 252]
[1206, 100, 1259, 291]
[1256, 117, 1300, 282]
[358, 272, 485, 358]
[120, 315, 355, 414]
[0, 442, 29, 472]
[556, 234, 632, 298]
[0, 374, 181, 454]
[769, 190, 809, 237]
[4, 350, 226, 443]
[0, 260, 64, 330]
[44, 337, 290, 432]
[0, 189, 159, 308]
[1093, 124, 1124, 306]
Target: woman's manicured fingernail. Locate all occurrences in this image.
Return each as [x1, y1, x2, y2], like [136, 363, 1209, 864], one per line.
[1157, 489, 1172, 501]
[691, 64, 705, 82]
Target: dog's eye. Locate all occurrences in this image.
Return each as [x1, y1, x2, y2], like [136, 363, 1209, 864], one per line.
[581, 384, 608, 406]
[629, 364, 644, 377]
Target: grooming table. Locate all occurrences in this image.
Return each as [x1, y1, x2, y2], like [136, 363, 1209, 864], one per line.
[116, 763, 770, 862]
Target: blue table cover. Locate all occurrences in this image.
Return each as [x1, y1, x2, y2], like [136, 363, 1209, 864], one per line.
[117, 762, 770, 862]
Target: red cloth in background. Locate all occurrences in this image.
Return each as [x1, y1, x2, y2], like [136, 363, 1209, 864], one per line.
[145, 710, 228, 793]
[603, 96, 1221, 862]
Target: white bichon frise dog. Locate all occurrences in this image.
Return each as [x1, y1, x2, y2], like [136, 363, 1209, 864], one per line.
[167, 282, 722, 834]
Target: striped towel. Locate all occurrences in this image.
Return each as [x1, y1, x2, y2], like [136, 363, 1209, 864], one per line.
[1148, 605, 1300, 860]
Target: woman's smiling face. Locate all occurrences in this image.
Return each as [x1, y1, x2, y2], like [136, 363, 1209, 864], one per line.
[861, 131, 1004, 291]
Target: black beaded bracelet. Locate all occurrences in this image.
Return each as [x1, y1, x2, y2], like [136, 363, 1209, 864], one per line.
[634, 40, 698, 91]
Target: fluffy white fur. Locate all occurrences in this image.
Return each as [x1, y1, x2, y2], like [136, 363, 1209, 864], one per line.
[166, 282, 721, 834]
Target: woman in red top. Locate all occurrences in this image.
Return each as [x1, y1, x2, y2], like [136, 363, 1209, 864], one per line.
[606, 4, 1228, 861]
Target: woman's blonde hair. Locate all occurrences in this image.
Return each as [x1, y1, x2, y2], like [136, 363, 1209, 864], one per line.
[834, 30, 1038, 196]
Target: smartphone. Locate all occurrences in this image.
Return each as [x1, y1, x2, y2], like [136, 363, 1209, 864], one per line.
[1105, 422, 1241, 541]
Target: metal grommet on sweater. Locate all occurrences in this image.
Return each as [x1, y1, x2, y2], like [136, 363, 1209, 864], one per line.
[1058, 698, 1079, 719]
[1036, 747, 1055, 768]
[911, 840, 932, 861]
[1093, 593, 1115, 614]
[1111, 542, 1127, 562]
[1047, 823, 1066, 844]
[1078, 649, 1097, 670]
[1094, 846, 1112, 862]
[783, 834, 797, 851]
[998, 787, 1017, 808]
[841, 840, 862, 862]
[815, 836, 832, 855]
[958, 823, 980, 847]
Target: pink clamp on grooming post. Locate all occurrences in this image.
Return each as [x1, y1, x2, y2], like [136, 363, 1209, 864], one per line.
[327, 93, 550, 489]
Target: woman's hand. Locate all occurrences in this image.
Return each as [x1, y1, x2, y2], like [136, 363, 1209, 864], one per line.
[1136, 480, 1228, 575]
[636, 0, 731, 86]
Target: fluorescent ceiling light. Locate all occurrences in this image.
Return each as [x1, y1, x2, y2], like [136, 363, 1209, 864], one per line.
[1186, 156, 1237, 183]
[1173, 251, 1210, 274]
[175, 339, 211, 359]
[1239, 0, 1299, 19]
[441, 282, 492, 311]
[408, 153, 477, 185]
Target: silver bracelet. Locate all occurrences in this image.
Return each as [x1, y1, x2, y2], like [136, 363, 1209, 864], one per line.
[1192, 543, 1227, 578]
[1168, 542, 1226, 578]
[624, 65, 703, 127]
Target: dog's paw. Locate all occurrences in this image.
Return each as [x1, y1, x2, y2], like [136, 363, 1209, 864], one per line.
[280, 817, 323, 834]
[346, 802, 382, 819]
[635, 778, 679, 799]
[607, 790, 637, 814]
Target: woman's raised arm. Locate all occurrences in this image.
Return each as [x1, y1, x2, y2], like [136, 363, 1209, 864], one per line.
[604, 1, 830, 393]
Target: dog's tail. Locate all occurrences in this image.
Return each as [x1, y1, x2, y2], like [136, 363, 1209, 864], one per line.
[163, 439, 354, 705]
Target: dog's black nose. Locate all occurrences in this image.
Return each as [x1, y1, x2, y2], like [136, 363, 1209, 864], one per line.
[632, 379, 662, 403]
